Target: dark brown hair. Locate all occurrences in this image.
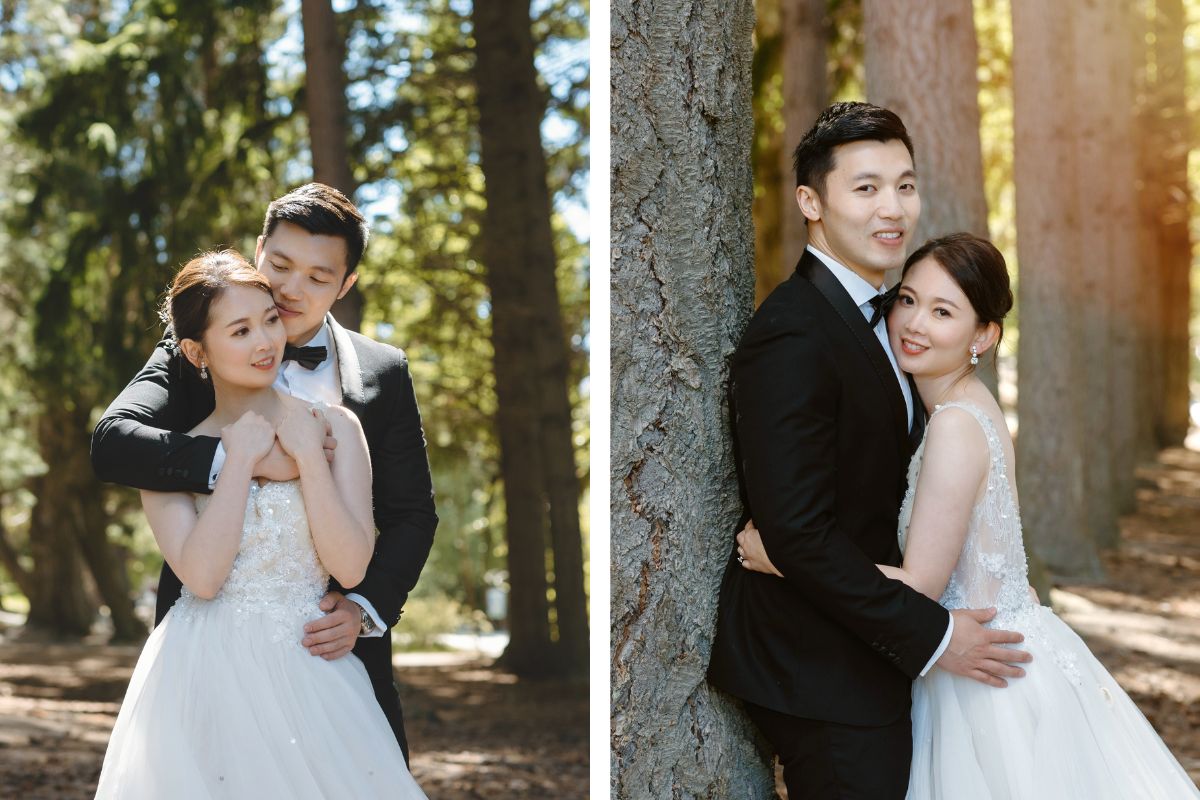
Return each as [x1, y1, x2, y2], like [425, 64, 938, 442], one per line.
[261, 183, 369, 278]
[163, 250, 273, 356]
[901, 233, 1014, 356]
[792, 101, 915, 195]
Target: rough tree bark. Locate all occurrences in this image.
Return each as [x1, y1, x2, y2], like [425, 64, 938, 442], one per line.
[301, 0, 364, 332]
[472, 0, 589, 676]
[1012, 0, 1104, 580]
[778, 0, 828, 281]
[863, 0, 998, 392]
[612, 2, 770, 797]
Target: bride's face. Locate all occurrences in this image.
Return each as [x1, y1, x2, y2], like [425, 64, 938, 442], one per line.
[186, 285, 286, 390]
[888, 256, 988, 377]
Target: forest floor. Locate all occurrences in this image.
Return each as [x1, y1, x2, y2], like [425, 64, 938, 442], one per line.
[0, 640, 588, 799]
[776, 443, 1200, 797]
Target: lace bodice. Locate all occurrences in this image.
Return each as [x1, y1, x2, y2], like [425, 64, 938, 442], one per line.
[173, 480, 329, 641]
[898, 401, 1083, 683]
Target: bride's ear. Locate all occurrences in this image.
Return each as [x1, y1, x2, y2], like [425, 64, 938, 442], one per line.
[179, 338, 206, 371]
[973, 321, 1001, 356]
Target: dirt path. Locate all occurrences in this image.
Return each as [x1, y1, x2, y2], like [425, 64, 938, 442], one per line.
[775, 445, 1200, 796]
[0, 642, 587, 799]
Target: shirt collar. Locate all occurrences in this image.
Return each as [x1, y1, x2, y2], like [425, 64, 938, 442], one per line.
[806, 245, 887, 309]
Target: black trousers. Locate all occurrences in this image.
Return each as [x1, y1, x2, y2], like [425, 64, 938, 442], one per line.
[744, 701, 911, 800]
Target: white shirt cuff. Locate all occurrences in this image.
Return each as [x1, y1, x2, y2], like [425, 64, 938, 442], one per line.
[919, 613, 954, 676]
[208, 442, 227, 489]
[345, 593, 386, 638]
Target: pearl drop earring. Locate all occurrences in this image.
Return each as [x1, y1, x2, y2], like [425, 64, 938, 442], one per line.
[200, 363, 208, 380]
[970, 345, 979, 366]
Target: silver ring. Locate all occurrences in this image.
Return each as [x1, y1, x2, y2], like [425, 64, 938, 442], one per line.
[737, 555, 745, 564]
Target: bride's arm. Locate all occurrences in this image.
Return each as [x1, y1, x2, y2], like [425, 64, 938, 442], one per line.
[139, 413, 273, 599]
[881, 408, 989, 600]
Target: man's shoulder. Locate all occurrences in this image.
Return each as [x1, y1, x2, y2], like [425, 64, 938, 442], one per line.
[742, 272, 824, 342]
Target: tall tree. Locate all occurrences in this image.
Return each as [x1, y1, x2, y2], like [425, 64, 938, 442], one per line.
[1011, 0, 1103, 579]
[779, 0, 828, 276]
[471, 0, 589, 677]
[301, 0, 364, 332]
[864, 0, 998, 391]
[611, 2, 770, 796]
[1150, 0, 1192, 448]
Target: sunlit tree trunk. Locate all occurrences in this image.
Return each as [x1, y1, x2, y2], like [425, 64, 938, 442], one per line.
[1012, 0, 1104, 580]
[301, 0, 364, 331]
[472, 0, 588, 676]
[612, 1, 772, 796]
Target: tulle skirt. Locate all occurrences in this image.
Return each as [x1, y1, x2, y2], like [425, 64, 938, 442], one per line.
[94, 596, 426, 799]
[908, 605, 1198, 799]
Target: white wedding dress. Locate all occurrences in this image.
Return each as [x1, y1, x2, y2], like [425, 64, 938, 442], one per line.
[94, 479, 427, 799]
[902, 402, 1199, 800]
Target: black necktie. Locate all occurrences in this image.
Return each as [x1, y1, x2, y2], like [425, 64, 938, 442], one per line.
[283, 344, 328, 370]
[868, 294, 886, 328]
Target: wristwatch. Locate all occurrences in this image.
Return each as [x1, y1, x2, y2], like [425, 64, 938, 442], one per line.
[357, 603, 377, 636]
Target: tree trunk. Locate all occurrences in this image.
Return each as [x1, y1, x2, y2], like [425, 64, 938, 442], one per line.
[472, 0, 589, 677]
[1011, 0, 1103, 580]
[1151, 0, 1192, 448]
[752, 0, 783, 305]
[78, 480, 146, 641]
[0, 514, 35, 601]
[612, 2, 770, 797]
[25, 411, 96, 635]
[778, 0, 828, 281]
[300, 0, 364, 332]
[863, 0, 998, 392]
[1071, 0, 1118, 548]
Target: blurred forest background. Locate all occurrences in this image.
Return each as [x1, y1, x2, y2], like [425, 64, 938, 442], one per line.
[611, 0, 1200, 795]
[0, 0, 589, 675]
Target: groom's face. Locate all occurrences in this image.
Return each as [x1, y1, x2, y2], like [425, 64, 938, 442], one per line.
[800, 139, 919, 284]
[255, 221, 359, 345]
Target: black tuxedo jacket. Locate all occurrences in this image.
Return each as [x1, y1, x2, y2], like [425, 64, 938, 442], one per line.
[91, 315, 437, 749]
[707, 251, 949, 727]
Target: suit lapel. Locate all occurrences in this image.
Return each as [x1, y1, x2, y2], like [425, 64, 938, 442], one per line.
[798, 252, 910, 457]
[327, 314, 366, 415]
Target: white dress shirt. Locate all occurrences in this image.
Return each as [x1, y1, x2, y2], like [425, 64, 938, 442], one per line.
[208, 321, 386, 637]
[806, 245, 952, 675]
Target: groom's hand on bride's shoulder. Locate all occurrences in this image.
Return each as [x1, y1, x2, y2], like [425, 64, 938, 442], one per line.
[938, 607, 1032, 688]
[302, 590, 359, 660]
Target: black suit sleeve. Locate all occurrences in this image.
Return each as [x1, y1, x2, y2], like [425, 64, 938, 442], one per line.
[734, 313, 948, 679]
[344, 349, 438, 627]
[90, 342, 220, 494]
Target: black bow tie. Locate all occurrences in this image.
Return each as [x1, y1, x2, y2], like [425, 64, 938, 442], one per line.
[868, 294, 887, 328]
[283, 344, 328, 370]
[868, 286, 900, 328]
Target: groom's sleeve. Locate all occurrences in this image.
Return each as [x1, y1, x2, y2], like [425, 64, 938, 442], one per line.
[341, 348, 437, 628]
[734, 316, 949, 679]
[91, 342, 220, 494]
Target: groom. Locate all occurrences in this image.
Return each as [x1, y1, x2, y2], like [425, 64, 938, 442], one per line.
[708, 103, 1029, 798]
[91, 183, 437, 762]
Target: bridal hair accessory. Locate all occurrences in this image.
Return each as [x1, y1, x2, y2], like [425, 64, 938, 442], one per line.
[200, 362, 208, 380]
[970, 345, 979, 366]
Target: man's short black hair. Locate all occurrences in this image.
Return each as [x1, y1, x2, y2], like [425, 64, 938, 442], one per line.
[262, 183, 369, 278]
[792, 102, 915, 195]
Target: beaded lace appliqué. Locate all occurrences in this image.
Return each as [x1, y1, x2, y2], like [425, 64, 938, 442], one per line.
[172, 480, 329, 644]
[898, 401, 1082, 687]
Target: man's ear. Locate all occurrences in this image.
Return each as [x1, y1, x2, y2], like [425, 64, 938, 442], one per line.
[796, 184, 822, 223]
[255, 234, 266, 266]
[336, 270, 359, 300]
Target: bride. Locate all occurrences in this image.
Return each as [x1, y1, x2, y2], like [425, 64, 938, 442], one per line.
[738, 233, 1199, 799]
[94, 251, 426, 799]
